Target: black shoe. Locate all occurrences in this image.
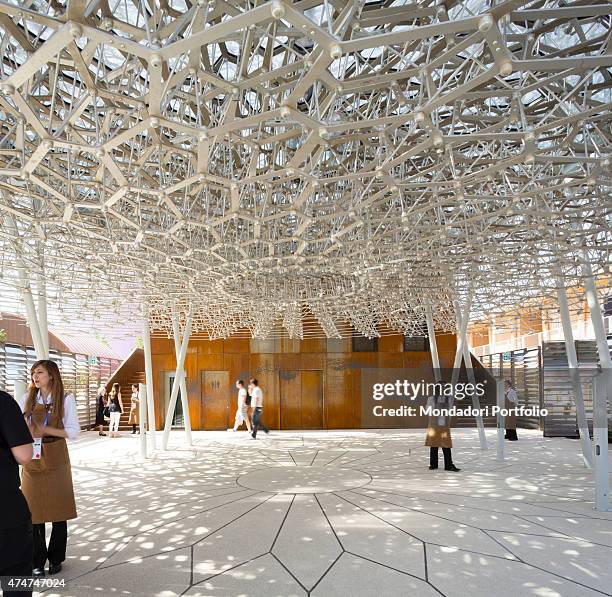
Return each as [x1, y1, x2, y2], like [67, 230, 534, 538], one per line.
[444, 465, 461, 472]
[32, 567, 45, 577]
[48, 563, 62, 575]
[428, 465, 438, 470]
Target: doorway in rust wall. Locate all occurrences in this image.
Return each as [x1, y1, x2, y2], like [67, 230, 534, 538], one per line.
[200, 371, 231, 430]
[279, 370, 323, 429]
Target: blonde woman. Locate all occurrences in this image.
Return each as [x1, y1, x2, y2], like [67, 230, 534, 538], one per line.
[108, 383, 123, 438]
[19, 359, 79, 576]
[128, 384, 139, 434]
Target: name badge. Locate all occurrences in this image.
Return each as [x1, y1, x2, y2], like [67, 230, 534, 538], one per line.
[32, 438, 42, 460]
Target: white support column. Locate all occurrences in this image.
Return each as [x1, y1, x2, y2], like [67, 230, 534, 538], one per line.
[37, 270, 49, 358]
[139, 382, 147, 459]
[496, 378, 505, 461]
[556, 279, 593, 468]
[593, 372, 610, 511]
[451, 297, 471, 388]
[172, 307, 193, 447]
[142, 310, 157, 450]
[425, 304, 441, 383]
[582, 257, 612, 369]
[162, 306, 193, 451]
[456, 309, 487, 450]
[582, 255, 611, 511]
[19, 272, 46, 359]
[5, 215, 46, 359]
[490, 316, 497, 354]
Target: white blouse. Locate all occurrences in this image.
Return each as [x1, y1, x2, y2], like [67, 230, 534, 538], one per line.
[19, 391, 81, 440]
[250, 386, 263, 408]
[237, 388, 247, 409]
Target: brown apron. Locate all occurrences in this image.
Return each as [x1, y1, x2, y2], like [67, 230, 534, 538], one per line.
[424, 395, 453, 449]
[505, 392, 517, 431]
[21, 401, 78, 524]
[128, 396, 139, 425]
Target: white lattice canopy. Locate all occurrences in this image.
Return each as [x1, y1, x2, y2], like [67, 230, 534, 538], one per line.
[0, 0, 610, 339]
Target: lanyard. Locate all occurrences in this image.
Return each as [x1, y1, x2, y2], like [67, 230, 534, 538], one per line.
[28, 395, 52, 428]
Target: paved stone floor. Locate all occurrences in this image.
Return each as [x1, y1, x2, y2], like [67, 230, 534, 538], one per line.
[37, 429, 612, 597]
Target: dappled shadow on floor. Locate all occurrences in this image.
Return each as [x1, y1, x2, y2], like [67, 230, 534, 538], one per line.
[42, 429, 612, 597]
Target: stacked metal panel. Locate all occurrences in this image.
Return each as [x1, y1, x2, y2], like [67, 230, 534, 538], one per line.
[481, 341, 610, 437]
[0, 342, 120, 428]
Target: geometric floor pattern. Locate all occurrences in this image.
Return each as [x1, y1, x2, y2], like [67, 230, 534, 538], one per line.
[39, 429, 612, 597]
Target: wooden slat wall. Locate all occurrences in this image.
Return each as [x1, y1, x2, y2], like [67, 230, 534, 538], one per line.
[150, 332, 458, 430]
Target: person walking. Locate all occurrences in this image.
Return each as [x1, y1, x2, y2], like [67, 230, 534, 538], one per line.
[249, 379, 269, 439]
[504, 380, 518, 441]
[128, 384, 139, 434]
[0, 389, 34, 596]
[108, 383, 123, 438]
[229, 380, 252, 433]
[425, 393, 460, 472]
[94, 385, 107, 436]
[19, 359, 80, 577]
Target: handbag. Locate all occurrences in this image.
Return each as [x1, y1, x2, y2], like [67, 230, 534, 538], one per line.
[103, 405, 110, 418]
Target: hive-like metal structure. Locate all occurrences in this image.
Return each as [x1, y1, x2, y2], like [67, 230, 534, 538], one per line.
[0, 0, 610, 339]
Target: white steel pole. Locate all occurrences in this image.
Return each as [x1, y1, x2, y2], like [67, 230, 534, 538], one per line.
[556, 278, 593, 468]
[172, 308, 193, 446]
[138, 382, 147, 459]
[5, 215, 46, 359]
[143, 309, 157, 450]
[37, 269, 49, 358]
[592, 372, 610, 511]
[451, 297, 471, 387]
[582, 254, 611, 511]
[162, 307, 193, 450]
[457, 309, 488, 450]
[425, 304, 441, 383]
[496, 377, 505, 461]
[582, 256, 612, 369]
[19, 274, 46, 359]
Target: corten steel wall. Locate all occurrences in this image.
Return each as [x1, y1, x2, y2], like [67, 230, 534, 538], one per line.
[150, 332, 459, 431]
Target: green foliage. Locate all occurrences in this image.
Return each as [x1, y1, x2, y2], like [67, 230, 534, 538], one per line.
[135, 336, 144, 349]
[0, 328, 6, 343]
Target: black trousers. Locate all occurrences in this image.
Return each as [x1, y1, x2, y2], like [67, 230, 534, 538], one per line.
[505, 429, 518, 441]
[32, 521, 67, 569]
[252, 407, 269, 438]
[430, 447, 453, 469]
[0, 520, 33, 597]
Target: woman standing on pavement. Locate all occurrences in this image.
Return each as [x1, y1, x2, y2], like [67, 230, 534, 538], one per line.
[504, 380, 519, 441]
[19, 359, 79, 577]
[424, 393, 460, 472]
[108, 383, 123, 438]
[128, 384, 139, 434]
[94, 385, 107, 436]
